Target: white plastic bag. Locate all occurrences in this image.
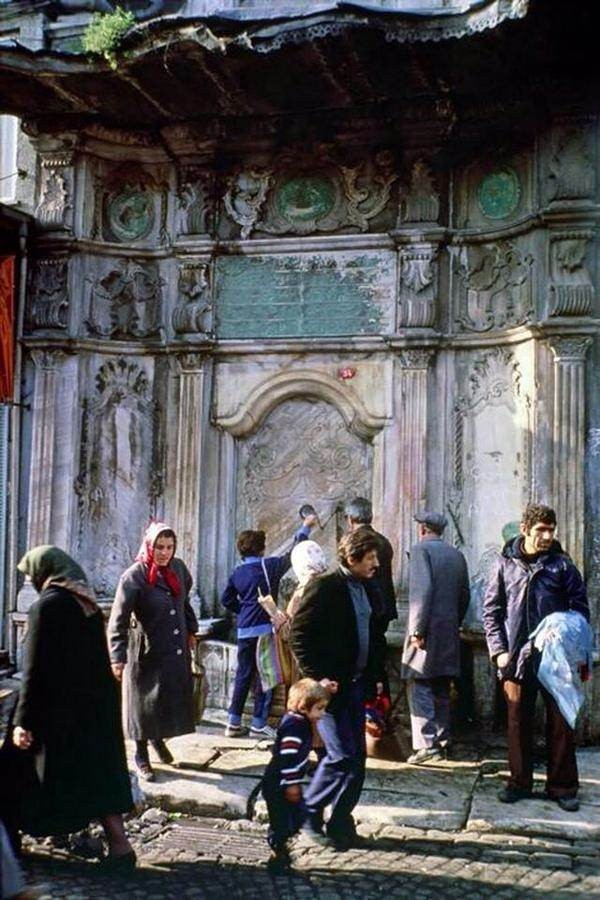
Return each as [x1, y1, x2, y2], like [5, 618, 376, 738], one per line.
[530, 610, 593, 729]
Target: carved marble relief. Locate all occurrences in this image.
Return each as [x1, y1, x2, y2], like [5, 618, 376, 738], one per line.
[86, 260, 162, 338]
[215, 251, 394, 338]
[547, 126, 595, 202]
[548, 231, 594, 317]
[398, 245, 438, 328]
[397, 160, 439, 225]
[236, 398, 371, 571]
[221, 150, 398, 238]
[223, 170, 272, 239]
[176, 169, 214, 236]
[36, 154, 72, 230]
[27, 258, 69, 330]
[75, 357, 160, 596]
[172, 262, 213, 336]
[449, 347, 531, 621]
[92, 163, 166, 245]
[454, 240, 534, 332]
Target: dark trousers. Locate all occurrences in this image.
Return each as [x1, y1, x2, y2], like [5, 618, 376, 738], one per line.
[228, 637, 273, 729]
[504, 663, 578, 799]
[262, 764, 306, 850]
[303, 678, 366, 839]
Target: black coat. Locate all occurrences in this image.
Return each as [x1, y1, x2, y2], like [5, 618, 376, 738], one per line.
[108, 559, 198, 740]
[13, 586, 132, 836]
[289, 569, 386, 713]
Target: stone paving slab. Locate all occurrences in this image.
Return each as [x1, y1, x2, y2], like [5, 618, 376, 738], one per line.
[207, 749, 272, 777]
[130, 767, 260, 819]
[467, 749, 600, 840]
[357, 773, 475, 831]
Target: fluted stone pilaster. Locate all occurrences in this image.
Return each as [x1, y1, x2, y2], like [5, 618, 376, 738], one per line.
[172, 353, 209, 594]
[396, 348, 434, 589]
[549, 336, 592, 571]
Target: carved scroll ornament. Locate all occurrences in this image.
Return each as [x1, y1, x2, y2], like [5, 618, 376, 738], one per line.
[172, 263, 213, 336]
[455, 241, 534, 333]
[87, 260, 162, 339]
[549, 232, 594, 317]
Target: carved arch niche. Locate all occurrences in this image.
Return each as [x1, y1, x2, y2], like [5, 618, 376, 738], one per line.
[235, 396, 373, 575]
[448, 347, 531, 627]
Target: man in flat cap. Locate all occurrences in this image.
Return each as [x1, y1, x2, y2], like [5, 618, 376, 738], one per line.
[401, 511, 470, 764]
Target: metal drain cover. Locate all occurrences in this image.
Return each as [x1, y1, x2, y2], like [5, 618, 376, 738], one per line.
[146, 821, 268, 863]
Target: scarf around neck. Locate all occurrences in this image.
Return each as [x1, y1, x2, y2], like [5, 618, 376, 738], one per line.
[135, 521, 181, 598]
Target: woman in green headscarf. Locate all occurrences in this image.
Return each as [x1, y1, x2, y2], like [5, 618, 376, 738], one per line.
[12, 546, 135, 868]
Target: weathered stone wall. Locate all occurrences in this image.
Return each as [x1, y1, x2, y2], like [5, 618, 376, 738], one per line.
[12, 114, 600, 731]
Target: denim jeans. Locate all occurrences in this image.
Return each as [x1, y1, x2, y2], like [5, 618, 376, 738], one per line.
[228, 636, 273, 730]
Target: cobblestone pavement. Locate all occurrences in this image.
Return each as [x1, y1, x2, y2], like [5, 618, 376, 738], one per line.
[21, 815, 600, 899]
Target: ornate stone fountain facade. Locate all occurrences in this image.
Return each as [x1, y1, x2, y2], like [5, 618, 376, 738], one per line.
[1, 0, 599, 731]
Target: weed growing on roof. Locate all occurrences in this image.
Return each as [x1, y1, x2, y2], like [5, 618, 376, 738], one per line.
[82, 7, 136, 69]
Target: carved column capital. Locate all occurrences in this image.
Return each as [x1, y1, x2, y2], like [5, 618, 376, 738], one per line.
[397, 348, 436, 369]
[176, 351, 209, 374]
[548, 336, 592, 362]
[29, 348, 67, 370]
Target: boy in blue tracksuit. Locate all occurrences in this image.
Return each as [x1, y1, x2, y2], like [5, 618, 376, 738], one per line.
[220, 515, 315, 738]
[262, 678, 329, 870]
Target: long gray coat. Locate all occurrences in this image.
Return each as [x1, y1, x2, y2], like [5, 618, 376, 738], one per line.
[107, 558, 198, 740]
[401, 536, 470, 679]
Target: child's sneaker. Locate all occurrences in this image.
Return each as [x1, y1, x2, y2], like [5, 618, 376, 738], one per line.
[249, 724, 277, 740]
[225, 723, 249, 737]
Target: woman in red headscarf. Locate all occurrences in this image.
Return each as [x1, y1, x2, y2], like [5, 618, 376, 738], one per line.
[107, 522, 198, 781]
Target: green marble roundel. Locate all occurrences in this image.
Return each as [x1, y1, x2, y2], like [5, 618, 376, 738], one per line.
[107, 189, 154, 242]
[276, 174, 336, 223]
[477, 168, 521, 220]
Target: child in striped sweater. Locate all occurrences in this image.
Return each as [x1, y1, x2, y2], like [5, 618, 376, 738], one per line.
[261, 678, 329, 871]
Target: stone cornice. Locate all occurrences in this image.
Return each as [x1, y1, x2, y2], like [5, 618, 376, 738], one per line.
[21, 324, 600, 361]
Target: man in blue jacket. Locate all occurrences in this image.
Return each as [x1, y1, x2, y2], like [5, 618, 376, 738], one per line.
[221, 513, 315, 738]
[482, 503, 589, 811]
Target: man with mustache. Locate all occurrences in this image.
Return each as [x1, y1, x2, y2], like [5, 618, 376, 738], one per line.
[483, 503, 589, 812]
[290, 530, 386, 850]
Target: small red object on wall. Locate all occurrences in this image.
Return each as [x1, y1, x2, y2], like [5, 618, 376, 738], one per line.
[338, 366, 356, 381]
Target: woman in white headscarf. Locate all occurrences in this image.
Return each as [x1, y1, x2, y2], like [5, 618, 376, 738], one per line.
[281, 541, 328, 685]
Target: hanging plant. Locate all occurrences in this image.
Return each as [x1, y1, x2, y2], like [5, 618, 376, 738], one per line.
[82, 7, 136, 70]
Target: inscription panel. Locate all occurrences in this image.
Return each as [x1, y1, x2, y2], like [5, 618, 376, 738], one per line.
[215, 252, 395, 339]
